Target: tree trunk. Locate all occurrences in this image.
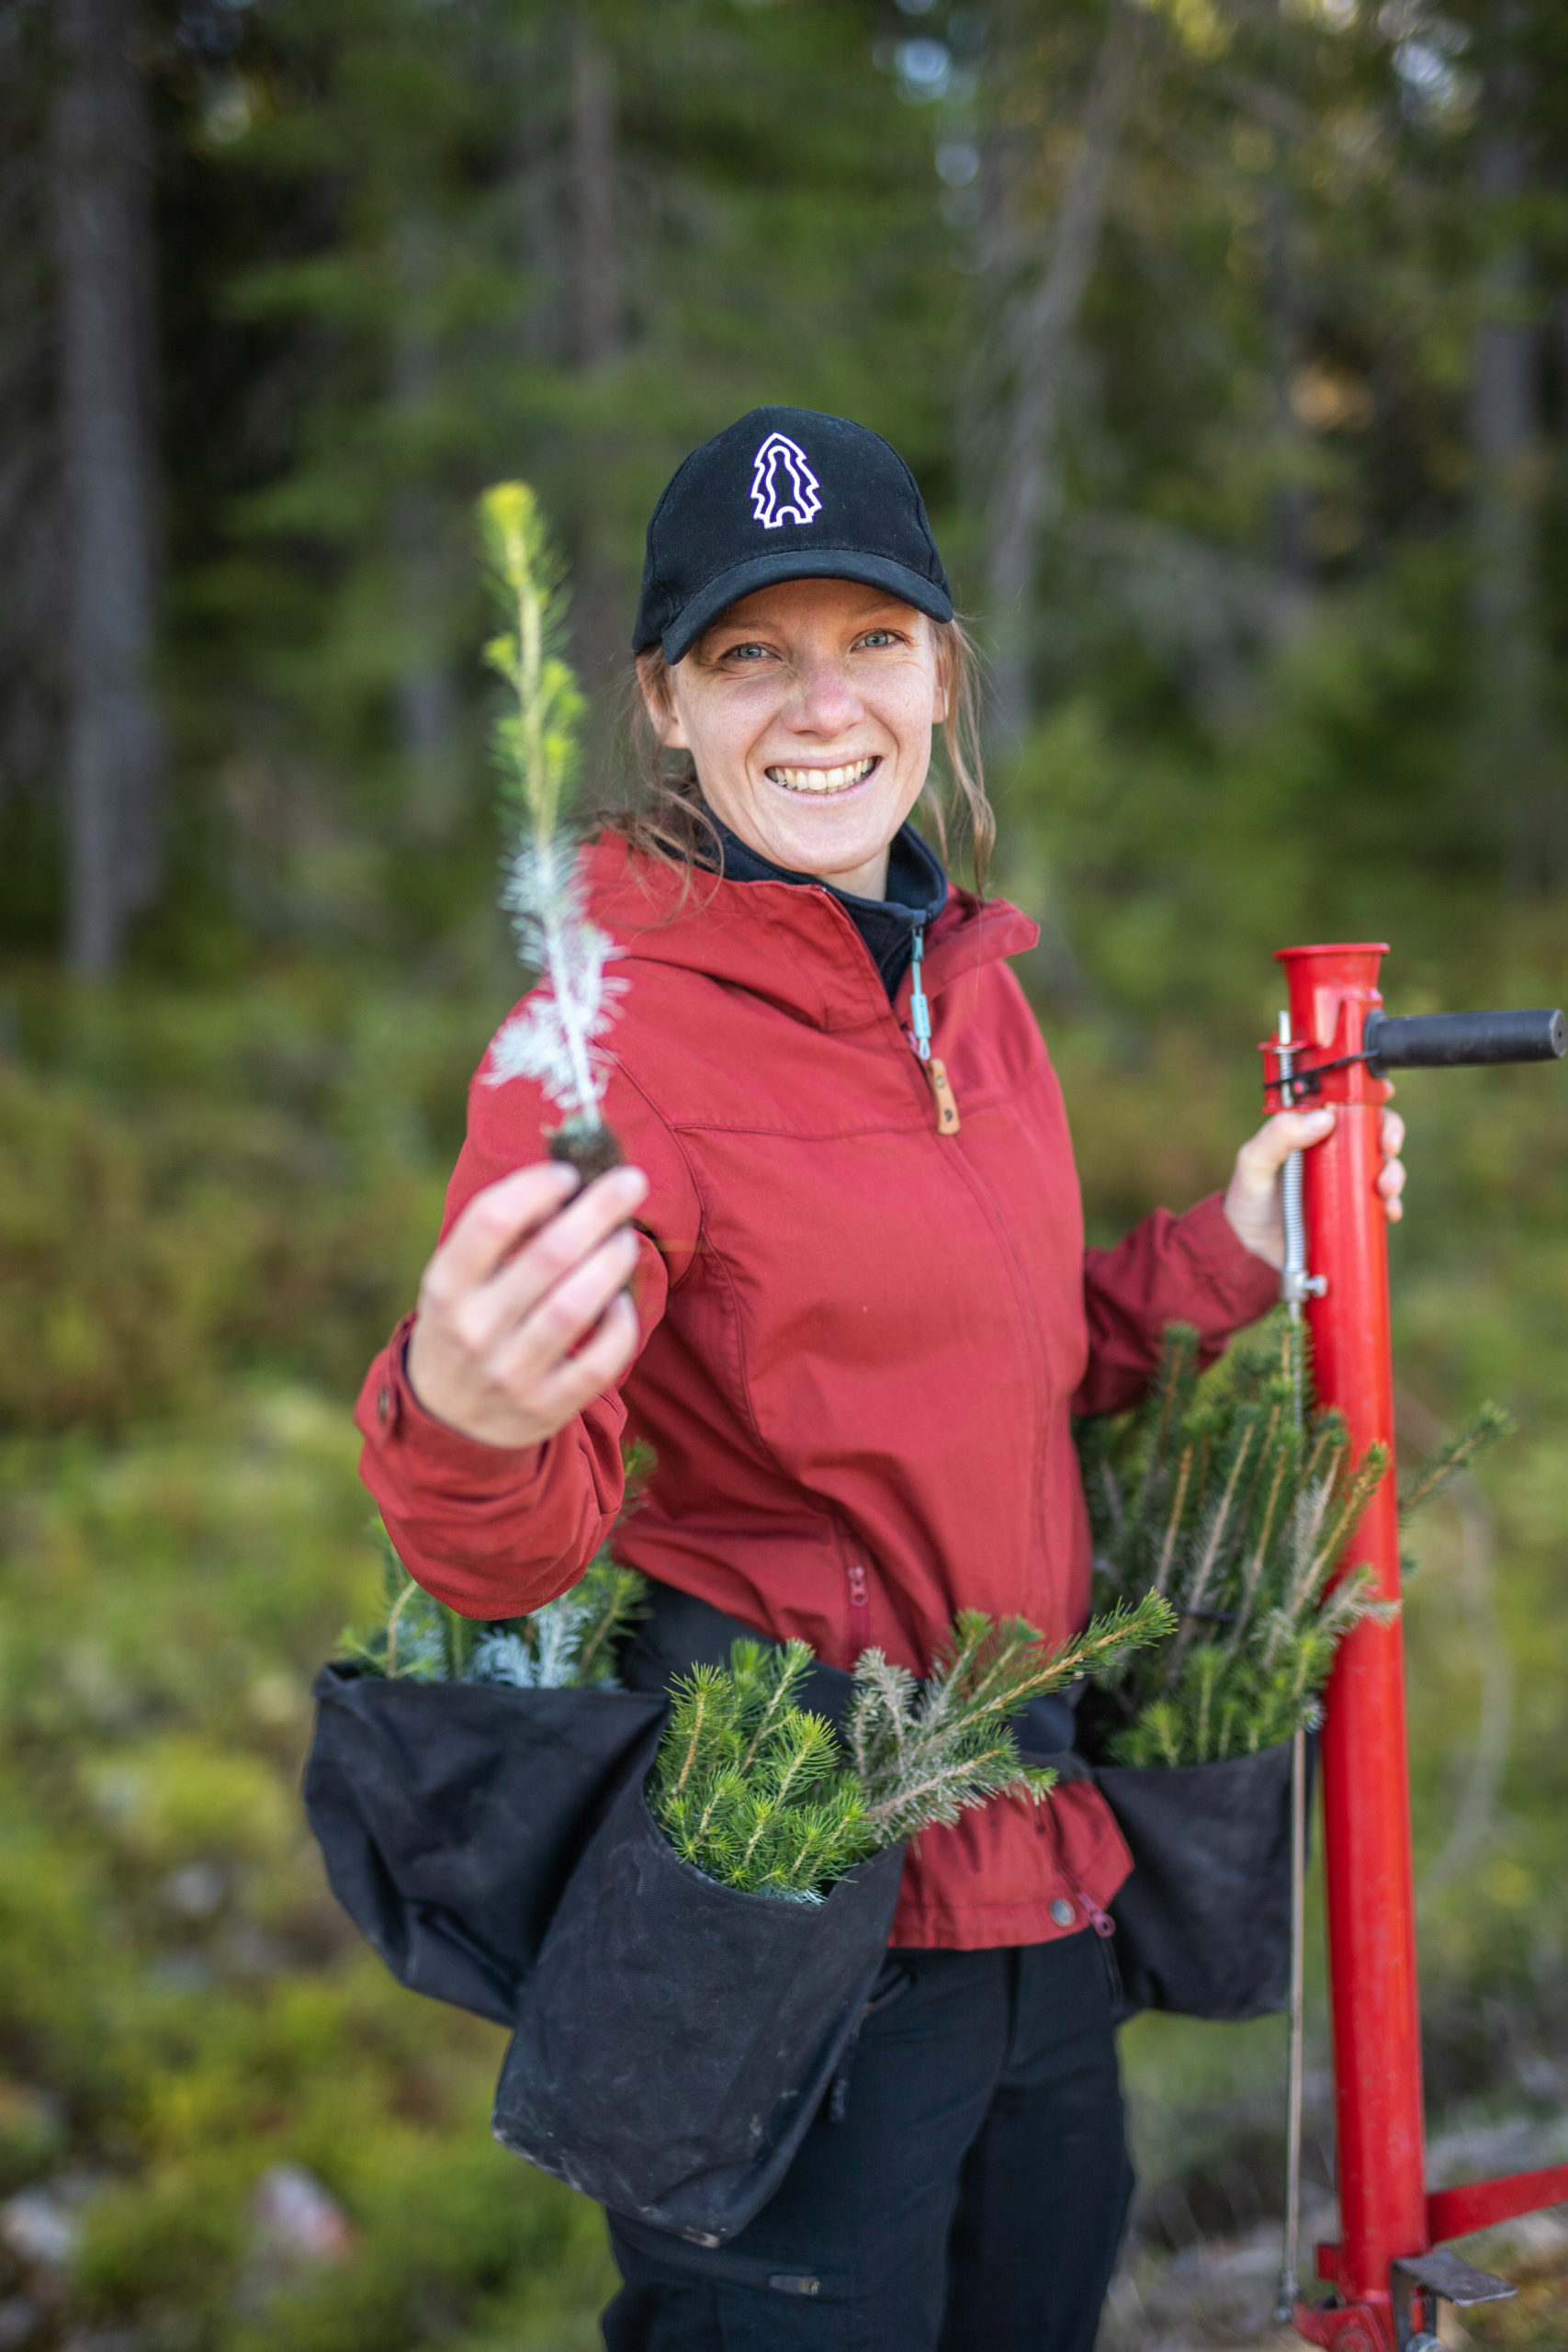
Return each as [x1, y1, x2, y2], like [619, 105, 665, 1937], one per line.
[984, 16, 1136, 750]
[1266, 178, 1310, 593]
[1469, 54, 1556, 893]
[52, 0, 164, 976]
[570, 18, 620, 373]
[567, 16, 625, 719]
[390, 214, 458, 824]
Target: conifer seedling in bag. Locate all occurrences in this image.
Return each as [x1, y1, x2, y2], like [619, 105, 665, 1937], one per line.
[494, 1593, 1172, 2240]
[304, 1506, 661, 2024]
[647, 1595, 1174, 1903]
[1072, 1318, 1509, 2021]
[1077, 1319, 1392, 1766]
[337, 1517, 649, 1691]
[1076, 1318, 1508, 1767]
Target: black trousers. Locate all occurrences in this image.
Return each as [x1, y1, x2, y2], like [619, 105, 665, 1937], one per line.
[602, 1928, 1134, 2352]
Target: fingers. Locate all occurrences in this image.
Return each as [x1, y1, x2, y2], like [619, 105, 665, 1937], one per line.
[1235, 1107, 1336, 1185]
[489, 1215, 642, 1385]
[531, 1290, 642, 1421]
[430, 1160, 582, 1295]
[462, 1164, 648, 1346]
[408, 1160, 649, 1447]
[1376, 1103, 1405, 1222]
[1230, 1102, 1407, 1238]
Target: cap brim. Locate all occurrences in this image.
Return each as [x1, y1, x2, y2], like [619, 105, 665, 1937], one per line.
[647, 550, 954, 664]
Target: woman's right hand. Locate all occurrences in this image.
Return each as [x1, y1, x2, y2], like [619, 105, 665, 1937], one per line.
[404, 1160, 649, 1449]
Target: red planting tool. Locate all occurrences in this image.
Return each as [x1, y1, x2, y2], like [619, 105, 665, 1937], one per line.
[1259, 944, 1566, 2352]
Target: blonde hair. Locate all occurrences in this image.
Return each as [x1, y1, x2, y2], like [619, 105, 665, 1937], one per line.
[602, 614, 994, 894]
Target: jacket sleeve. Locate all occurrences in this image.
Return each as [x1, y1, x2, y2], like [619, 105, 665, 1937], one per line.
[1073, 1192, 1280, 1417]
[353, 1032, 703, 1619]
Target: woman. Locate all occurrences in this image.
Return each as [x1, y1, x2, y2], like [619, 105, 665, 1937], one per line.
[356, 407, 1404, 2351]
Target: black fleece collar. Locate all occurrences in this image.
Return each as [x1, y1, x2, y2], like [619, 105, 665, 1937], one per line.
[703, 807, 949, 999]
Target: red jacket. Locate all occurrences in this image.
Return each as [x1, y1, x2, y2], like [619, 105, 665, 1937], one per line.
[356, 833, 1278, 1950]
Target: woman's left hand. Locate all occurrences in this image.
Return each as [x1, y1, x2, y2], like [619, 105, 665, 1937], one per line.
[1223, 1103, 1405, 1271]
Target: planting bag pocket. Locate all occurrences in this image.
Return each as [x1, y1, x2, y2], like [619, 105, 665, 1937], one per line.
[304, 1663, 667, 2025]
[492, 1756, 906, 2246]
[1093, 1736, 1314, 2024]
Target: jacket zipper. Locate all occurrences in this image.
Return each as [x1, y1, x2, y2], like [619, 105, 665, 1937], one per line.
[908, 924, 960, 1136]
[846, 1561, 871, 1657]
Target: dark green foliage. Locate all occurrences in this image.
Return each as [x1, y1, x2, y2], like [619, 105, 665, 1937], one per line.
[1078, 1321, 1393, 1767]
[847, 1598, 1175, 1842]
[653, 1642, 874, 1904]
[337, 1521, 647, 1690]
[650, 1597, 1174, 1903]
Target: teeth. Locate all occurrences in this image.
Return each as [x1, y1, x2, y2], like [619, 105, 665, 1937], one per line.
[766, 757, 876, 794]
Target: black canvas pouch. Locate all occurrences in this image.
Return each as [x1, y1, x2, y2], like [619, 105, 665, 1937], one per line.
[1092, 1736, 1313, 2023]
[303, 1662, 667, 2024]
[491, 1747, 906, 2246]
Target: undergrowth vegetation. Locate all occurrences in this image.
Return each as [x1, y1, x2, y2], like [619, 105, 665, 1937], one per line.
[1, 952, 1566, 2345]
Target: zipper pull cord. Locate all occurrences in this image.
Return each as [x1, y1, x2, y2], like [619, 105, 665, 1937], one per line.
[908, 925, 961, 1136]
[908, 925, 932, 1063]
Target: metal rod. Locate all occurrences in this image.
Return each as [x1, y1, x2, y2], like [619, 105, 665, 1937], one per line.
[1277, 1719, 1309, 2323]
[1275, 1008, 1310, 2325]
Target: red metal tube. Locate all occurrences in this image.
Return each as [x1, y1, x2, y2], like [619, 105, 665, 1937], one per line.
[1276, 944, 1426, 2350]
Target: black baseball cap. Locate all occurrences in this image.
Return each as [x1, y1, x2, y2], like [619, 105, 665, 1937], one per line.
[633, 406, 953, 663]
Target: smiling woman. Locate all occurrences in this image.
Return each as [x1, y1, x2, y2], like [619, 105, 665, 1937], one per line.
[631, 580, 988, 900]
[357, 405, 1404, 2352]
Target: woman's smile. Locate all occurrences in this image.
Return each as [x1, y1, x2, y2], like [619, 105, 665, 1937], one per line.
[763, 753, 881, 797]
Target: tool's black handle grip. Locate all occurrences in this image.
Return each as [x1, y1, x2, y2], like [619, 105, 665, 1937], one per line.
[1363, 1007, 1567, 1069]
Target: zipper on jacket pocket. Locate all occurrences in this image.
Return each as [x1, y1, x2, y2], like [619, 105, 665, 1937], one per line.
[908, 925, 960, 1136]
[846, 1562, 871, 1657]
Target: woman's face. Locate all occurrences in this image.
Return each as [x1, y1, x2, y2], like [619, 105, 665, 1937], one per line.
[642, 577, 947, 899]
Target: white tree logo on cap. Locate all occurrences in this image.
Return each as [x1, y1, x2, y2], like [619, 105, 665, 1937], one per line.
[750, 432, 821, 529]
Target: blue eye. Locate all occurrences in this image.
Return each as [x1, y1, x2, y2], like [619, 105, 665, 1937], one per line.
[858, 630, 900, 650]
[724, 643, 771, 662]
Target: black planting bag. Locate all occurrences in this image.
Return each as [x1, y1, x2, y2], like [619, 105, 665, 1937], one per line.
[303, 1662, 667, 2025]
[1093, 1736, 1313, 2024]
[492, 1751, 906, 2246]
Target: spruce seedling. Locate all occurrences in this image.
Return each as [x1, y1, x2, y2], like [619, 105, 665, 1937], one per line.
[653, 1643, 874, 1904]
[1077, 1319, 1410, 1766]
[847, 1595, 1173, 1841]
[1397, 1399, 1512, 1521]
[338, 1521, 647, 1691]
[649, 1597, 1175, 1904]
[477, 481, 625, 1180]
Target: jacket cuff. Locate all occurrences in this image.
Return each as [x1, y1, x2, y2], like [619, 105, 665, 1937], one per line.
[1177, 1192, 1282, 1329]
[355, 1311, 553, 1500]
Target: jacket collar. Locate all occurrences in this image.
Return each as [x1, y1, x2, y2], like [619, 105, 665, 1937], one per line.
[701, 808, 949, 997]
[584, 831, 1039, 1035]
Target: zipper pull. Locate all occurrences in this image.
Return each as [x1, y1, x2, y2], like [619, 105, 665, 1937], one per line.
[1078, 1889, 1118, 1939]
[927, 1059, 960, 1136]
[908, 927, 960, 1136]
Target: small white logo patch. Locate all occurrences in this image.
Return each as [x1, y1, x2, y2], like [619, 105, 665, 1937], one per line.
[750, 432, 821, 530]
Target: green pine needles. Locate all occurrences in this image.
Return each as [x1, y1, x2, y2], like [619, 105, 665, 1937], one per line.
[845, 1600, 1171, 1840]
[653, 1642, 873, 1904]
[338, 1521, 647, 1692]
[476, 481, 624, 1175]
[1076, 1319, 1508, 1768]
[650, 1595, 1173, 1905]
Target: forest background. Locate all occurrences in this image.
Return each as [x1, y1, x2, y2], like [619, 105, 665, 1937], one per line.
[3, 0, 1568, 2344]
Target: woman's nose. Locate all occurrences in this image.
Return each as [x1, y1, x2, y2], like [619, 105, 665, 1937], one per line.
[786, 654, 863, 737]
